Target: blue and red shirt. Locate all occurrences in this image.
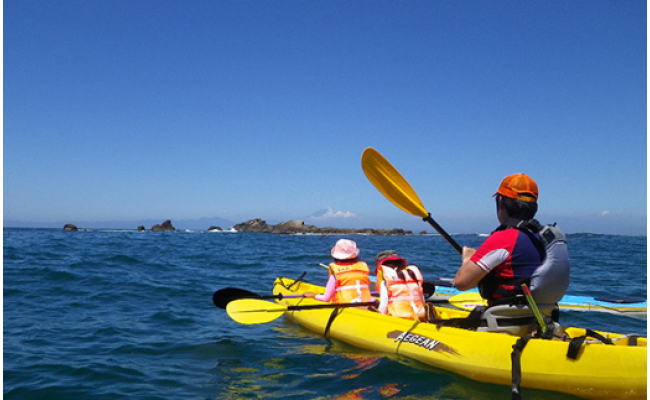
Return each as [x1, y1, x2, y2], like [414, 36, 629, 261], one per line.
[471, 227, 543, 304]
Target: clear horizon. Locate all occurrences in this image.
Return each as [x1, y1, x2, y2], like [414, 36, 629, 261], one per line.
[4, 210, 646, 236]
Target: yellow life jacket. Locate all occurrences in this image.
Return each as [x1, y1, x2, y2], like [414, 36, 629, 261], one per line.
[329, 261, 372, 304]
[382, 265, 426, 321]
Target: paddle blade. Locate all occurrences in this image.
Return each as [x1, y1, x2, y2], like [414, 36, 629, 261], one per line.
[447, 292, 487, 310]
[361, 147, 429, 218]
[226, 299, 288, 325]
[213, 288, 260, 309]
[421, 281, 435, 297]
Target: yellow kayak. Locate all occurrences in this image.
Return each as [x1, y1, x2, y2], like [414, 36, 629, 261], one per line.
[272, 277, 646, 400]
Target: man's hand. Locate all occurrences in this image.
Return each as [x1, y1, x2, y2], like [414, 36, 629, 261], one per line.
[462, 246, 476, 264]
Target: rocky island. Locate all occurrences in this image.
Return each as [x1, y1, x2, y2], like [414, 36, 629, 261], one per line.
[233, 218, 413, 235]
[63, 218, 415, 235]
[150, 220, 176, 232]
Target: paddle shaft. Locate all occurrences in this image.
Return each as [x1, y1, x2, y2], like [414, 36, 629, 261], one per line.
[213, 286, 385, 310]
[226, 298, 381, 324]
[266, 293, 302, 300]
[424, 214, 462, 254]
[213, 287, 312, 309]
[284, 301, 378, 311]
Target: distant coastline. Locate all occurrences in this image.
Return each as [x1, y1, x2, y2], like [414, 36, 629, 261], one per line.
[4, 217, 646, 237]
[56, 218, 417, 235]
[3, 227, 646, 238]
[53, 218, 416, 235]
[231, 218, 415, 235]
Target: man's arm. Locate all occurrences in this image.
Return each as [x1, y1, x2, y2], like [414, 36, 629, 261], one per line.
[454, 246, 489, 291]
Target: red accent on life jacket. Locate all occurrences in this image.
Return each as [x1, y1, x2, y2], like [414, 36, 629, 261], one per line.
[381, 265, 426, 321]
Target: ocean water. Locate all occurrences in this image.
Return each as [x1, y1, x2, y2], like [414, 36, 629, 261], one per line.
[3, 228, 647, 400]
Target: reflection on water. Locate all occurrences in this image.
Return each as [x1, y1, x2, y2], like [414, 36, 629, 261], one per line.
[340, 356, 382, 379]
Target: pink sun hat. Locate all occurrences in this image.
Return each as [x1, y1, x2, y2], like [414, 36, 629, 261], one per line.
[331, 239, 360, 260]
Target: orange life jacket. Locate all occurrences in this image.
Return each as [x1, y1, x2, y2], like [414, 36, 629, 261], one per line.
[329, 261, 372, 304]
[380, 265, 426, 321]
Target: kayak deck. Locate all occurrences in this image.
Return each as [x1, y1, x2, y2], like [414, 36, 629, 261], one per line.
[431, 285, 647, 317]
[273, 277, 646, 400]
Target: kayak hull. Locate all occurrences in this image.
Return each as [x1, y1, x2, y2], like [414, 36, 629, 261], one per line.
[273, 277, 646, 400]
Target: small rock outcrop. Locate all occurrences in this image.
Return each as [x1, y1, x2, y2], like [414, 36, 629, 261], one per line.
[151, 220, 176, 232]
[233, 218, 412, 235]
[137, 225, 146, 231]
[233, 218, 273, 233]
[207, 226, 222, 232]
[63, 224, 79, 231]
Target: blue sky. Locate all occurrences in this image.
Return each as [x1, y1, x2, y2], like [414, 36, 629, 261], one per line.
[4, 1, 647, 235]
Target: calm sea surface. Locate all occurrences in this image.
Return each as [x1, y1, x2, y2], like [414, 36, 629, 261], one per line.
[3, 228, 647, 399]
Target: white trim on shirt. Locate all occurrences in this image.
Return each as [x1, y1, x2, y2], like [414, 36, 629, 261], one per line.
[475, 249, 510, 272]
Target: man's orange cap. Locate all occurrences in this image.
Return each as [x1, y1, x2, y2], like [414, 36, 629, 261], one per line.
[495, 173, 538, 203]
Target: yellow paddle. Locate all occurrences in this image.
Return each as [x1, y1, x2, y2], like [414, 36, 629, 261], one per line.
[226, 294, 484, 325]
[445, 292, 487, 310]
[226, 298, 378, 325]
[361, 147, 463, 254]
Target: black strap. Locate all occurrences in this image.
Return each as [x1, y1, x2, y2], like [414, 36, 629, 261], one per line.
[275, 272, 308, 291]
[567, 329, 613, 360]
[518, 225, 546, 260]
[490, 295, 529, 307]
[286, 271, 307, 290]
[511, 334, 533, 400]
[323, 308, 340, 338]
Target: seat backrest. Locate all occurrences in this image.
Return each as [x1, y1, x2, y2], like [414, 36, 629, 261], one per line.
[477, 304, 557, 336]
[530, 225, 570, 304]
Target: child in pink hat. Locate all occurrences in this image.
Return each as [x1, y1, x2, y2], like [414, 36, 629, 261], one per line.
[330, 238, 360, 260]
[306, 239, 373, 304]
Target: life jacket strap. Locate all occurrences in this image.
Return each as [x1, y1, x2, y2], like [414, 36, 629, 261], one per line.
[335, 284, 370, 292]
[388, 295, 424, 303]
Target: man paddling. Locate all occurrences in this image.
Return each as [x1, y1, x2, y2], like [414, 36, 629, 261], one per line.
[454, 173, 569, 309]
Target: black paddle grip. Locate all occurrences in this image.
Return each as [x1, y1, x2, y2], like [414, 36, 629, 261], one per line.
[424, 214, 463, 255]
